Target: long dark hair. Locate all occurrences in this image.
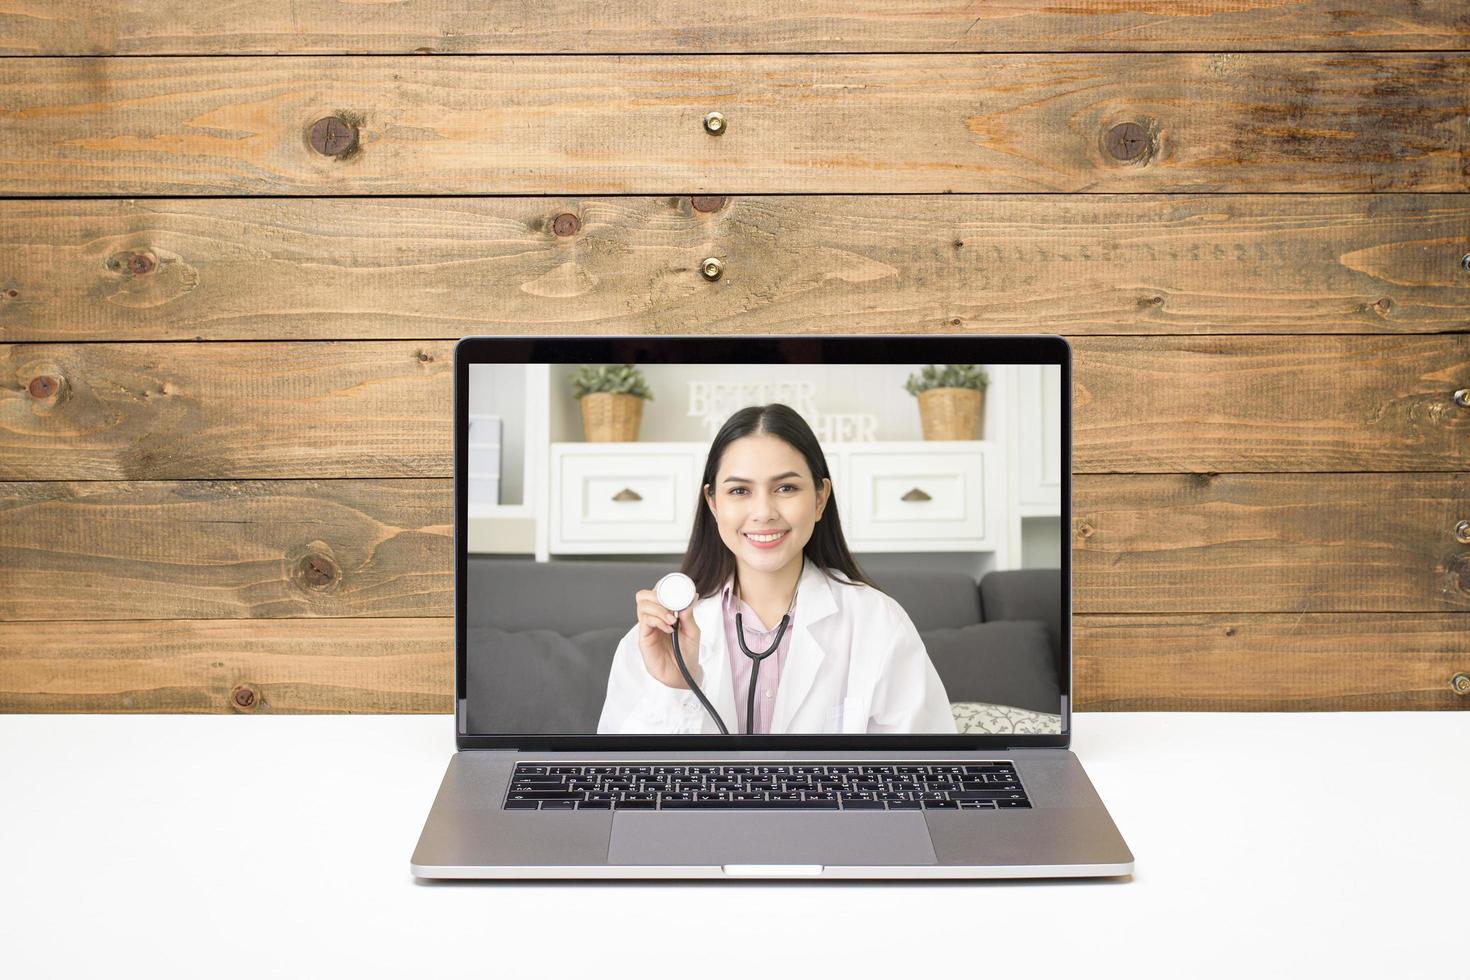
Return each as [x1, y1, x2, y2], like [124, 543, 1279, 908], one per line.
[681, 404, 877, 598]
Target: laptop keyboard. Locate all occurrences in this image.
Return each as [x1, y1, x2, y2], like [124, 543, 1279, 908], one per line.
[503, 762, 1030, 811]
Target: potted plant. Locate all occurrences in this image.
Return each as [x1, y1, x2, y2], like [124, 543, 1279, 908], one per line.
[572, 364, 654, 442]
[904, 364, 989, 440]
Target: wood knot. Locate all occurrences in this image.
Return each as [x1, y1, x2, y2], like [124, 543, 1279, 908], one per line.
[1448, 554, 1470, 596]
[308, 114, 360, 157]
[128, 252, 156, 276]
[1104, 121, 1153, 163]
[1373, 297, 1393, 317]
[1075, 519, 1095, 539]
[27, 375, 59, 399]
[231, 685, 259, 710]
[551, 212, 581, 237]
[296, 552, 341, 591]
[691, 196, 726, 214]
[1224, 626, 1236, 637]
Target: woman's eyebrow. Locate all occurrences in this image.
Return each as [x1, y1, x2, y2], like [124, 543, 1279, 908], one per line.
[722, 471, 803, 484]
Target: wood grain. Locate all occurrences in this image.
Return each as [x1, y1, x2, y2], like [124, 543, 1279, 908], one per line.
[3, 337, 1464, 479]
[4, 0, 1466, 55]
[3, 196, 1468, 342]
[1, 342, 453, 479]
[0, 480, 452, 621]
[0, 613, 1463, 712]
[1072, 336, 1470, 473]
[1073, 473, 1470, 613]
[1, 55, 1465, 195]
[1075, 613, 1470, 710]
[2, 475, 1465, 621]
[0, 617, 453, 713]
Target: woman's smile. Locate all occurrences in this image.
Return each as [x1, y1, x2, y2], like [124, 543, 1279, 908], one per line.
[743, 529, 789, 549]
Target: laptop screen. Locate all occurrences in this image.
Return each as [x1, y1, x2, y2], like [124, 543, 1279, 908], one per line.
[457, 337, 1068, 746]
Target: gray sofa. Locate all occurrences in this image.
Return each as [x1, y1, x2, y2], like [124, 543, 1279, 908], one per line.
[465, 556, 1063, 734]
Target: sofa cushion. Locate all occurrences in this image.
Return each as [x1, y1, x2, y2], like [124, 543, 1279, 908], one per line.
[951, 701, 1062, 735]
[919, 619, 1059, 715]
[465, 625, 624, 733]
[979, 569, 1062, 668]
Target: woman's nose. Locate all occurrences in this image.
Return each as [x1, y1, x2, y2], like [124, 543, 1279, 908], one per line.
[751, 492, 781, 519]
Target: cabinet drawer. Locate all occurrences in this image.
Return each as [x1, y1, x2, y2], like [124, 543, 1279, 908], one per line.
[553, 448, 699, 548]
[845, 449, 986, 543]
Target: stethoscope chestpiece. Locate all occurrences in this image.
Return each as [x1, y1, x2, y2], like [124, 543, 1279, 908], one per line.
[654, 571, 697, 614]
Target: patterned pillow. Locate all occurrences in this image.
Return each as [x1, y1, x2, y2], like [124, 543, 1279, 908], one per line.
[951, 701, 1062, 735]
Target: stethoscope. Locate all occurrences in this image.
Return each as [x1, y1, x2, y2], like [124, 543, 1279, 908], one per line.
[654, 559, 801, 735]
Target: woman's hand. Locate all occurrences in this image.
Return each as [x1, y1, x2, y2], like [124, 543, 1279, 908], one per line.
[635, 588, 703, 690]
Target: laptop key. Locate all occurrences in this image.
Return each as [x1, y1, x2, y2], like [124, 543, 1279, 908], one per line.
[612, 799, 657, 809]
[842, 800, 886, 810]
[952, 791, 1023, 801]
[504, 799, 540, 809]
[922, 800, 958, 809]
[540, 800, 577, 810]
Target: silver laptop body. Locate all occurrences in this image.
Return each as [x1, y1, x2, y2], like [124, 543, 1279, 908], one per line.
[411, 335, 1134, 880]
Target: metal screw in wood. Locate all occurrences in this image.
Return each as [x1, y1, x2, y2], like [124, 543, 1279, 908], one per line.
[1456, 520, 1470, 545]
[1454, 389, 1470, 408]
[703, 112, 726, 135]
[1461, 253, 1470, 273]
[700, 257, 724, 280]
[1452, 673, 1470, 696]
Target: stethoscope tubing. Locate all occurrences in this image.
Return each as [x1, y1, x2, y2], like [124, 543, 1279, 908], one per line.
[670, 617, 788, 736]
[669, 622, 731, 735]
[665, 561, 800, 736]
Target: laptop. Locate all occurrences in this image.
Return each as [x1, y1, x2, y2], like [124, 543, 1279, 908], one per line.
[411, 334, 1134, 879]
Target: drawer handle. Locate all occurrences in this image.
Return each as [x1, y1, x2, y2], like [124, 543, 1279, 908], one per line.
[901, 488, 932, 502]
[612, 488, 643, 502]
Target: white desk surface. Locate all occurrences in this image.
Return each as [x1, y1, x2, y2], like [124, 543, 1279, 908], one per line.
[1, 712, 1463, 979]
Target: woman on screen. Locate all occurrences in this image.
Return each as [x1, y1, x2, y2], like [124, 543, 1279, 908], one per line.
[597, 403, 955, 735]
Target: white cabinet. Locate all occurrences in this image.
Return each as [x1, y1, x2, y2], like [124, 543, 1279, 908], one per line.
[841, 443, 994, 551]
[550, 444, 703, 553]
[548, 441, 998, 555]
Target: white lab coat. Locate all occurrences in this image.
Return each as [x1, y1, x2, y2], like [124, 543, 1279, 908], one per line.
[597, 560, 956, 735]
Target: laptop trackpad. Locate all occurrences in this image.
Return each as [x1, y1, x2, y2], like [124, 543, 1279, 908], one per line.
[608, 811, 937, 866]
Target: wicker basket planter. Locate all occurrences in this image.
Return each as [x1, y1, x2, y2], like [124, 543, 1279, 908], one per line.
[917, 387, 984, 440]
[580, 392, 644, 442]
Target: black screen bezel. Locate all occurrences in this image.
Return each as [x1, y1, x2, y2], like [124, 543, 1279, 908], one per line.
[454, 335, 1071, 751]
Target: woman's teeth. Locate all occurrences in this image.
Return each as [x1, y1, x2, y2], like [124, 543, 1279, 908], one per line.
[745, 531, 787, 543]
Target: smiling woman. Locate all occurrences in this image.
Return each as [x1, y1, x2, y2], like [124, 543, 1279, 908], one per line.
[597, 403, 956, 736]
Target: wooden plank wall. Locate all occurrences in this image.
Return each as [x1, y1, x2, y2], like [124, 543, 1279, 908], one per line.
[0, 1, 1466, 714]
